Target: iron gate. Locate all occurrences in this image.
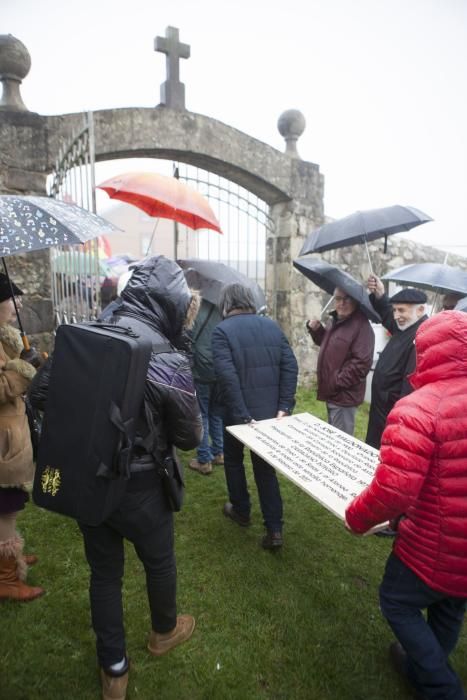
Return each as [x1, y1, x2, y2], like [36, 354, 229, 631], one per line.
[48, 111, 101, 325]
[175, 162, 274, 293]
[48, 119, 275, 322]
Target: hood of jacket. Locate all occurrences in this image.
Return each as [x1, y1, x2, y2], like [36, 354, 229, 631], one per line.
[118, 256, 191, 342]
[410, 310, 467, 389]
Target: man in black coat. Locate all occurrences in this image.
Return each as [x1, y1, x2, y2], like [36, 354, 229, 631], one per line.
[212, 283, 298, 550]
[366, 276, 428, 449]
[30, 257, 203, 700]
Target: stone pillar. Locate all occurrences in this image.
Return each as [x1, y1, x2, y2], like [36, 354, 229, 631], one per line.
[0, 35, 53, 350]
[267, 110, 325, 383]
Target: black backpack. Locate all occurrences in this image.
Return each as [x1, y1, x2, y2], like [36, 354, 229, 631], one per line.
[33, 320, 154, 525]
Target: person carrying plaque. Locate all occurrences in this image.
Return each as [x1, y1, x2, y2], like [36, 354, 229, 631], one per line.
[212, 283, 298, 550]
[345, 310, 467, 700]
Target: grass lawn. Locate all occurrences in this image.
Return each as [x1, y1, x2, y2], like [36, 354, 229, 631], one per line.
[1, 387, 466, 699]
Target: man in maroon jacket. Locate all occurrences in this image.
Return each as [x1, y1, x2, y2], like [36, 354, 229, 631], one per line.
[307, 287, 374, 436]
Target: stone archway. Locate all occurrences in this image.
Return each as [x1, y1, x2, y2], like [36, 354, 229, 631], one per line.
[0, 32, 325, 372]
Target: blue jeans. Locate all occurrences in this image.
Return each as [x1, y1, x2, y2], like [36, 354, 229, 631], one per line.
[379, 552, 466, 700]
[79, 472, 176, 669]
[223, 429, 283, 532]
[195, 382, 223, 464]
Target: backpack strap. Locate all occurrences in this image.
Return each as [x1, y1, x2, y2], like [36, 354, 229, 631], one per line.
[192, 304, 215, 343]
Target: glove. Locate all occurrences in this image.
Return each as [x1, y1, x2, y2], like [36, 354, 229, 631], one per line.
[20, 347, 42, 369]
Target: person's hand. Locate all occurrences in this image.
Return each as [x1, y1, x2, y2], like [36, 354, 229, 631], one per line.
[307, 319, 321, 332]
[367, 275, 385, 299]
[344, 519, 361, 535]
[276, 410, 288, 419]
[20, 347, 42, 369]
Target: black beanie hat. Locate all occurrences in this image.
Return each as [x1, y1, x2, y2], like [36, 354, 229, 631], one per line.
[389, 288, 427, 304]
[0, 273, 23, 303]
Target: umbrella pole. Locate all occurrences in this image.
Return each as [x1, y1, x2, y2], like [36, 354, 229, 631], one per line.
[144, 218, 160, 257]
[1, 257, 30, 350]
[364, 239, 374, 276]
[173, 220, 179, 260]
[320, 295, 334, 320]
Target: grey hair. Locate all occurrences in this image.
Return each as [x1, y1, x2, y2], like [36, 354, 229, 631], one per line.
[218, 283, 257, 317]
[184, 289, 201, 329]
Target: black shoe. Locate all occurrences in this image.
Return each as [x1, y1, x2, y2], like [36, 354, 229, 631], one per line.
[389, 643, 425, 700]
[261, 530, 283, 550]
[223, 502, 251, 527]
[389, 641, 408, 678]
[374, 527, 397, 538]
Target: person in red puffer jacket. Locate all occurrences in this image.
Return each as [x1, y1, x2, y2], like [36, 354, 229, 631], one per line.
[346, 310, 467, 700]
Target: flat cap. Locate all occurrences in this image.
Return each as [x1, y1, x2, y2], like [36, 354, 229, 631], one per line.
[389, 288, 427, 304]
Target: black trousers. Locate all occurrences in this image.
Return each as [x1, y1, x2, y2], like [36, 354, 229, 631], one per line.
[79, 472, 176, 668]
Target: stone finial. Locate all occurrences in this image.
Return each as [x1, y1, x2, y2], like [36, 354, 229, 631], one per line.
[0, 34, 31, 111]
[154, 26, 190, 110]
[277, 109, 306, 159]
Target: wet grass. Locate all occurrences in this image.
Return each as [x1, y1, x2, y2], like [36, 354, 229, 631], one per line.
[1, 387, 466, 699]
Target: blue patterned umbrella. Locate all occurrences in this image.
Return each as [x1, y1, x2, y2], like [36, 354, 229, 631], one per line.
[0, 195, 121, 347]
[0, 195, 121, 256]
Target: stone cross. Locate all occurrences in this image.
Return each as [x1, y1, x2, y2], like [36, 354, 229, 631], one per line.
[154, 26, 190, 110]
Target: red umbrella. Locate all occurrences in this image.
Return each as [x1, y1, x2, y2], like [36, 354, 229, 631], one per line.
[97, 171, 222, 234]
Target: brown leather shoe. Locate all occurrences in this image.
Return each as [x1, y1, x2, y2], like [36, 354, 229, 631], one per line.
[148, 615, 195, 657]
[212, 453, 224, 465]
[23, 554, 38, 566]
[100, 669, 129, 700]
[189, 458, 212, 475]
[223, 502, 251, 527]
[261, 531, 283, 550]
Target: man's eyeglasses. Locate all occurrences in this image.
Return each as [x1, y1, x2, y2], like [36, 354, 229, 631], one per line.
[334, 295, 352, 303]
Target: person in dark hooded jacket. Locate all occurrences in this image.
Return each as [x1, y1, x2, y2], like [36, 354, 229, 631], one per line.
[29, 256, 203, 700]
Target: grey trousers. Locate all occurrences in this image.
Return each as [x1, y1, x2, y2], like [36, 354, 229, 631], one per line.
[326, 403, 357, 436]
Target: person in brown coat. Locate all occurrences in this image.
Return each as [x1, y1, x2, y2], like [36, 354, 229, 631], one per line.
[0, 274, 44, 602]
[307, 287, 375, 435]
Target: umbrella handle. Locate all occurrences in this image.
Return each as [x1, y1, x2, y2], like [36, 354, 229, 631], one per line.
[320, 296, 334, 319]
[21, 334, 30, 351]
[364, 239, 374, 276]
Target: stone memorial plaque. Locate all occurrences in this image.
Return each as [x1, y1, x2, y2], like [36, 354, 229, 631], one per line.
[227, 412, 382, 526]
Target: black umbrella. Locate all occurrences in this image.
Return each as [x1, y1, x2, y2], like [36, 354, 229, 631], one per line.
[177, 259, 266, 312]
[0, 195, 121, 347]
[299, 205, 433, 272]
[382, 263, 467, 296]
[293, 257, 381, 323]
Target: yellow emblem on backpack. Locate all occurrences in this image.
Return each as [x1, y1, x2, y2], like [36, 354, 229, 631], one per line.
[41, 466, 61, 496]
